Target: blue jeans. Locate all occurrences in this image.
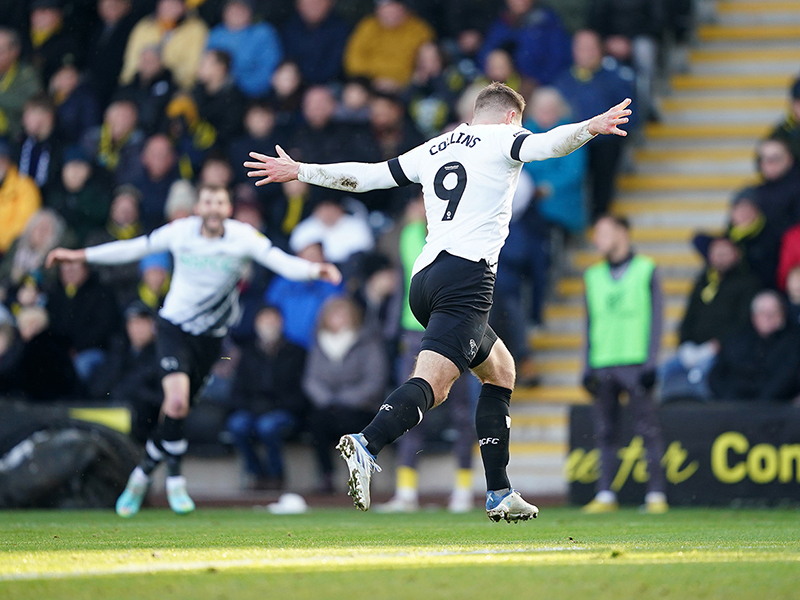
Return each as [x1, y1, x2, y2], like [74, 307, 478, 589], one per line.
[226, 409, 297, 478]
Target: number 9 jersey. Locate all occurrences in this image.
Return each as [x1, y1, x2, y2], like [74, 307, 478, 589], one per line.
[387, 122, 533, 278]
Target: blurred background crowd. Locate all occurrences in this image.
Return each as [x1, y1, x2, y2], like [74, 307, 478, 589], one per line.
[2, 0, 800, 494]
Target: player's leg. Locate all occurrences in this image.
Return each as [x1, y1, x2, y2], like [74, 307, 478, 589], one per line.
[583, 369, 622, 513]
[470, 336, 538, 522]
[160, 371, 196, 515]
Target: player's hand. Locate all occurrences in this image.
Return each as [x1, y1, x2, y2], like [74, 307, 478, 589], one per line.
[317, 263, 342, 285]
[45, 247, 86, 268]
[244, 145, 300, 186]
[588, 98, 632, 137]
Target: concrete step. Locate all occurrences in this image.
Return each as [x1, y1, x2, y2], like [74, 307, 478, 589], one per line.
[658, 106, 785, 125]
[571, 249, 700, 269]
[644, 122, 772, 140]
[660, 97, 786, 114]
[691, 59, 800, 76]
[544, 303, 685, 323]
[671, 73, 794, 92]
[618, 172, 755, 193]
[513, 384, 590, 404]
[529, 331, 679, 352]
[634, 147, 754, 163]
[697, 23, 800, 41]
[556, 277, 694, 298]
[635, 158, 754, 175]
[689, 47, 800, 65]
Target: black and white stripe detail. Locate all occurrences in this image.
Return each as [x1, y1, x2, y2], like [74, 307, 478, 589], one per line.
[388, 157, 413, 187]
[510, 133, 531, 162]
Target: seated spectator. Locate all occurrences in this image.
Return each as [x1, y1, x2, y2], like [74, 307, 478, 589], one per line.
[120, 0, 209, 91]
[23, 0, 82, 84]
[46, 146, 111, 244]
[0, 138, 42, 254]
[265, 241, 343, 349]
[778, 221, 800, 292]
[0, 208, 67, 300]
[786, 266, 800, 328]
[47, 260, 120, 383]
[0, 28, 42, 140]
[588, 0, 663, 122]
[334, 78, 372, 125]
[281, 0, 350, 85]
[49, 62, 101, 145]
[363, 91, 425, 162]
[344, 0, 435, 90]
[269, 60, 305, 134]
[290, 85, 360, 164]
[206, 0, 282, 98]
[198, 154, 234, 189]
[80, 98, 145, 185]
[89, 300, 161, 442]
[85, 0, 137, 108]
[749, 137, 800, 237]
[709, 291, 800, 402]
[523, 87, 588, 233]
[16, 92, 62, 196]
[403, 42, 458, 137]
[554, 29, 635, 218]
[164, 94, 215, 180]
[660, 237, 761, 402]
[164, 179, 197, 222]
[84, 184, 143, 306]
[13, 305, 78, 400]
[479, 0, 571, 88]
[303, 297, 388, 492]
[478, 48, 523, 92]
[117, 46, 178, 135]
[770, 77, 800, 163]
[229, 101, 282, 188]
[192, 49, 245, 147]
[136, 252, 171, 310]
[125, 134, 181, 231]
[226, 305, 308, 490]
[289, 197, 374, 268]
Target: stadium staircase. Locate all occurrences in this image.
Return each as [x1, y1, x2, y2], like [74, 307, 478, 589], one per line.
[503, 0, 800, 497]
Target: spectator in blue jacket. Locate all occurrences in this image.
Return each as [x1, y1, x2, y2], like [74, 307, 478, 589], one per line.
[265, 241, 344, 350]
[478, 0, 571, 87]
[206, 0, 282, 98]
[523, 87, 588, 233]
[281, 0, 350, 85]
[554, 29, 635, 218]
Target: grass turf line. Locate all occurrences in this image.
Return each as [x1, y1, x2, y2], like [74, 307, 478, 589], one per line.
[0, 507, 798, 599]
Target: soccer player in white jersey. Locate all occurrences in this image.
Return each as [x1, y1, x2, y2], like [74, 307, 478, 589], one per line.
[245, 82, 630, 522]
[46, 185, 341, 517]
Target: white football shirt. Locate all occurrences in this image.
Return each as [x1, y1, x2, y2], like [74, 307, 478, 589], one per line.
[85, 216, 319, 336]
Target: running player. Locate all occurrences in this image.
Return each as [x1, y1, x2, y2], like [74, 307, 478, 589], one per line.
[245, 82, 631, 522]
[46, 184, 341, 517]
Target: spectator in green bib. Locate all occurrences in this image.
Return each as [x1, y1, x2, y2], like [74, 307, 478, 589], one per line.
[581, 214, 667, 514]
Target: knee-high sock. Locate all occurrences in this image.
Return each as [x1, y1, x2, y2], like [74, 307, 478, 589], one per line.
[476, 383, 512, 491]
[362, 378, 435, 457]
[159, 416, 188, 478]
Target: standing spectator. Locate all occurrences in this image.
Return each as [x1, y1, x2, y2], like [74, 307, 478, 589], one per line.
[265, 241, 343, 350]
[80, 98, 145, 185]
[660, 237, 760, 402]
[588, 0, 663, 122]
[555, 29, 635, 218]
[724, 194, 779, 289]
[709, 291, 800, 402]
[47, 260, 121, 383]
[125, 134, 180, 231]
[0, 28, 42, 140]
[479, 0, 571, 88]
[749, 137, 800, 237]
[282, 0, 351, 85]
[90, 301, 162, 442]
[192, 50, 246, 147]
[117, 47, 178, 135]
[205, 0, 282, 98]
[344, 0, 435, 90]
[86, 0, 137, 108]
[0, 138, 42, 254]
[582, 215, 667, 514]
[303, 297, 388, 493]
[120, 0, 209, 90]
[770, 77, 800, 163]
[16, 93, 62, 197]
[46, 146, 111, 244]
[23, 0, 82, 85]
[226, 305, 308, 490]
[50, 63, 102, 145]
[523, 87, 588, 233]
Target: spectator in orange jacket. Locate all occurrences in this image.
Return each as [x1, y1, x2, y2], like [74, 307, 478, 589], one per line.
[0, 138, 42, 254]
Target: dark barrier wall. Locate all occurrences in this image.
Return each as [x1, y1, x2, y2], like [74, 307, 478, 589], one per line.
[568, 403, 800, 506]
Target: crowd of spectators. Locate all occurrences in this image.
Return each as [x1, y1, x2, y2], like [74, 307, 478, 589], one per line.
[0, 0, 693, 489]
[660, 76, 800, 405]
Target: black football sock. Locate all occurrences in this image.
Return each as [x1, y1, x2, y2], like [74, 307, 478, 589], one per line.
[159, 416, 188, 478]
[476, 383, 512, 492]
[140, 438, 164, 476]
[361, 377, 435, 457]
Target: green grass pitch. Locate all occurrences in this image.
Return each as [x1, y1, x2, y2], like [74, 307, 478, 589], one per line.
[0, 507, 798, 599]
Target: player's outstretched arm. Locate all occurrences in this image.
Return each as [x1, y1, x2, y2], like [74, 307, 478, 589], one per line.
[587, 98, 632, 137]
[46, 247, 87, 267]
[244, 146, 401, 193]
